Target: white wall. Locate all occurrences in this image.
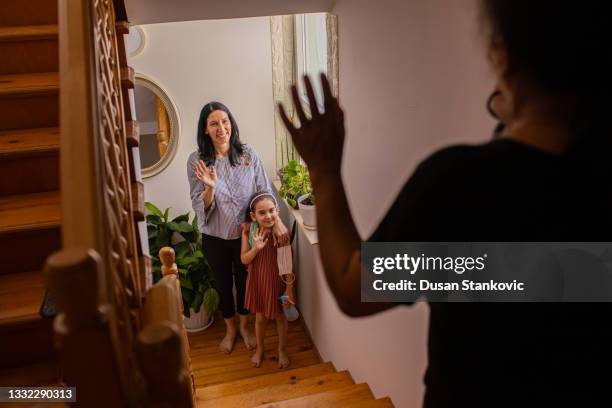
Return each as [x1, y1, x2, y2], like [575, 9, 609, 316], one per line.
[296, 1, 496, 407]
[127, 0, 334, 25]
[128, 17, 276, 218]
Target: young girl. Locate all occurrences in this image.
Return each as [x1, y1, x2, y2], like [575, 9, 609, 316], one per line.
[241, 191, 295, 368]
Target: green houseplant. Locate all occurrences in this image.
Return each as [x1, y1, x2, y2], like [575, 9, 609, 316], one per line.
[278, 160, 316, 229]
[145, 202, 219, 322]
[278, 160, 314, 209]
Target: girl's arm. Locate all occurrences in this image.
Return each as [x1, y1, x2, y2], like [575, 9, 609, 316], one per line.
[283, 275, 295, 303]
[240, 226, 261, 265]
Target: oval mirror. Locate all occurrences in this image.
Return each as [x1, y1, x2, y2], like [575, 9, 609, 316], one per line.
[134, 74, 180, 178]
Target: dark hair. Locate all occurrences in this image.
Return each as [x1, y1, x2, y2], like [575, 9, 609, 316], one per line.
[245, 190, 277, 222]
[480, 0, 611, 169]
[197, 101, 245, 167]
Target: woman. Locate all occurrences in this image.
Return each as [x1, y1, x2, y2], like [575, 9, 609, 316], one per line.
[188, 101, 288, 354]
[280, 1, 612, 406]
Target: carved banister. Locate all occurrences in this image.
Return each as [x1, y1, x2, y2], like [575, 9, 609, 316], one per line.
[58, 0, 149, 404]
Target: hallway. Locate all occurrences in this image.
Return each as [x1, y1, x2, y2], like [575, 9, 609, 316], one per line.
[190, 315, 393, 407]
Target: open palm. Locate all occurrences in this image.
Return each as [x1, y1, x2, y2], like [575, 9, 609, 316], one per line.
[253, 228, 268, 250]
[195, 160, 216, 188]
[278, 74, 345, 179]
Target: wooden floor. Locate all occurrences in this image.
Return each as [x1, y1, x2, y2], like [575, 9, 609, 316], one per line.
[189, 315, 394, 407]
[189, 314, 320, 388]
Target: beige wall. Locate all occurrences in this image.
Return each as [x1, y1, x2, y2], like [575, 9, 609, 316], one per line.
[295, 1, 496, 407]
[127, 0, 334, 25]
[128, 17, 276, 217]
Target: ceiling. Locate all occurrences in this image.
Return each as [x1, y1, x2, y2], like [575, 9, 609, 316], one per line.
[125, 0, 336, 25]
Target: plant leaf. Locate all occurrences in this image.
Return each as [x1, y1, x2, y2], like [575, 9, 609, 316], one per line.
[177, 256, 197, 266]
[203, 288, 220, 314]
[163, 207, 169, 222]
[191, 291, 203, 313]
[173, 241, 191, 259]
[168, 221, 193, 233]
[145, 202, 163, 218]
[155, 228, 170, 249]
[172, 212, 190, 223]
[192, 214, 198, 228]
[180, 276, 193, 290]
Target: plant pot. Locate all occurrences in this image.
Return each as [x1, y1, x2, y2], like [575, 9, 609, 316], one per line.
[183, 307, 214, 333]
[298, 194, 316, 230]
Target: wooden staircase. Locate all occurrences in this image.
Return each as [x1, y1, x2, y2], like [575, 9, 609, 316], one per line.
[0, 0, 61, 380]
[189, 317, 394, 407]
[0, 0, 393, 406]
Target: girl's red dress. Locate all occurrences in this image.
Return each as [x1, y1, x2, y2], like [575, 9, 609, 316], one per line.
[244, 223, 286, 319]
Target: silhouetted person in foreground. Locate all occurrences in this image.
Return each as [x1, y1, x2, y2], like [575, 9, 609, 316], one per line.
[280, 0, 612, 406]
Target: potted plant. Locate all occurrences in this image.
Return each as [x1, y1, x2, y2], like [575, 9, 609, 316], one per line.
[297, 192, 316, 230]
[145, 202, 219, 332]
[278, 160, 316, 229]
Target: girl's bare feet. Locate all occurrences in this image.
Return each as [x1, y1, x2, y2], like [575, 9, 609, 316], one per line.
[239, 314, 257, 351]
[251, 349, 264, 367]
[240, 328, 257, 350]
[278, 346, 290, 369]
[219, 330, 236, 354]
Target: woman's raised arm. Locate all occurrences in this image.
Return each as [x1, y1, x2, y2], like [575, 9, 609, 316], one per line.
[279, 74, 396, 317]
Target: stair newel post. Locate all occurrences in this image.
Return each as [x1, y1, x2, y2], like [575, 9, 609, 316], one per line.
[136, 322, 193, 408]
[139, 268, 196, 407]
[159, 246, 197, 395]
[44, 248, 124, 407]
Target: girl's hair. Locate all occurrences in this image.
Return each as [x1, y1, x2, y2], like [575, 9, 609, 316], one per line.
[245, 191, 277, 221]
[197, 101, 245, 167]
[480, 0, 611, 170]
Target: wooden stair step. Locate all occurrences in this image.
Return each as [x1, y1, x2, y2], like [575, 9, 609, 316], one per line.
[200, 370, 354, 408]
[251, 383, 375, 408]
[0, 360, 60, 387]
[0, 127, 59, 157]
[0, 128, 60, 196]
[0, 191, 61, 274]
[193, 350, 321, 387]
[0, 25, 58, 42]
[0, 191, 60, 233]
[0, 313, 55, 369]
[196, 362, 336, 401]
[0, 271, 55, 369]
[0, 0, 58, 27]
[0, 26, 58, 75]
[0, 270, 46, 325]
[0, 72, 59, 96]
[350, 397, 396, 407]
[0, 73, 58, 131]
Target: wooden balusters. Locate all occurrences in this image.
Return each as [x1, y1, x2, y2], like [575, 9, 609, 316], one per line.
[44, 248, 125, 407]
